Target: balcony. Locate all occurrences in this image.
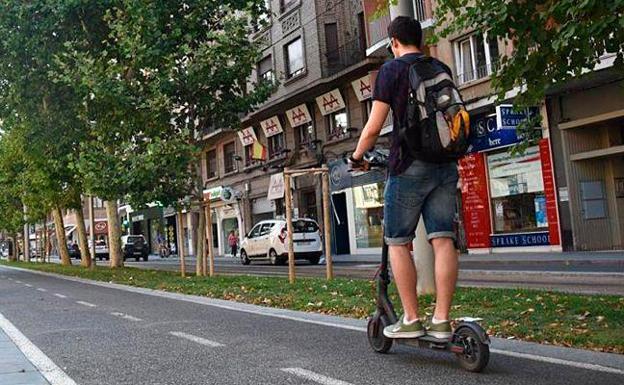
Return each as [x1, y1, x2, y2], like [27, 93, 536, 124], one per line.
[322, 38, 367, 78]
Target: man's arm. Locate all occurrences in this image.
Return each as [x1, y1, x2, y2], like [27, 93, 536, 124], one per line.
[352, 100, 390, 160]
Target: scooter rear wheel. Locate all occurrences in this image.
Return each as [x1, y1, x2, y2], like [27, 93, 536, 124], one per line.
[367, 314, 393, 353]
[454, 326, 490, 372]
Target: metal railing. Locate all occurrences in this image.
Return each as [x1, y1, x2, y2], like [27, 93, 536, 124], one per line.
[413, 0, 427, 22]
[455, 61, 499, 85]
[322, 38, 367, 78]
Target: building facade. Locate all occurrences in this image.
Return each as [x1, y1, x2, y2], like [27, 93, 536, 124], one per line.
[201, 0, 388, 256]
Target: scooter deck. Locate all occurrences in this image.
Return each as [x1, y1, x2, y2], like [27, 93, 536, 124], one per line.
[397, 335, 454, 350]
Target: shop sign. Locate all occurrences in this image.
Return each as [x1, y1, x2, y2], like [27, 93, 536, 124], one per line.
[467, 105, 539, 153]
[94, 221, 108, 235]
[458, 153, 491, 248]
[286, 104, 312, 127]
[132, 214, 144, 222]
[351, 75, 372, 102]
[260, 116, 283, 137]
[316, 89, 345, 116]
[237, 127, 257, 146]
[491, 232, 550, 247]
[205, 186, 224, 201]
[328, 159, 352, 192]
[267, 173, 285, 200]
[539, 138, 561, 245]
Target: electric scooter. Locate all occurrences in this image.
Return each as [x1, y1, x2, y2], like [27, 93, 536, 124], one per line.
[350, 149, 490, 372]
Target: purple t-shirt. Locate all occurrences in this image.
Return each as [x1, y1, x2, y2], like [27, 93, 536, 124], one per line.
[373, 53, 453, 175]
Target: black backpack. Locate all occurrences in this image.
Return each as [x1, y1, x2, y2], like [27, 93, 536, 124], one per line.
[397, 55, 470, 162]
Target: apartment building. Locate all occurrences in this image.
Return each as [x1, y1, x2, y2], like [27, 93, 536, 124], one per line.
[199, 0, 389, 256]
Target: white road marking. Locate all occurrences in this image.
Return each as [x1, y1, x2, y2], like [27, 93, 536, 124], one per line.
[76, 301, 96, 308]
[0, 312, 78, 385]
[4, 265, 624, 376]
[15, 280, 22, 283]
[491, 349, 624, 375]
[54, 293, 67, 299]
[169, 331, 224, 347]
[37, 288, 47, 292]
[281, 368, 354, 385]
[110, 312, 142, 322]
[25, 283, 33, 287]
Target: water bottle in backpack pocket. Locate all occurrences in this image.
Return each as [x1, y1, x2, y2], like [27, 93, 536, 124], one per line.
[399, 56, 470, 162]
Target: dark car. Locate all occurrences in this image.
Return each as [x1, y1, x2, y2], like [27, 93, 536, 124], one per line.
[68, 243, 81, 259]
[121, 235, 149, 261]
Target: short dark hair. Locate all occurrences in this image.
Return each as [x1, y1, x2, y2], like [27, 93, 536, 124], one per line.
[387, 16, 422, 48]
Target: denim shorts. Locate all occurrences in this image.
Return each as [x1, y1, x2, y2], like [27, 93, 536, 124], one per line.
[384, 159, 459, 245]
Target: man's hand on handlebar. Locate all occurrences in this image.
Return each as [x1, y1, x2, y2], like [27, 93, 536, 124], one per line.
[348, 154, 370, 172]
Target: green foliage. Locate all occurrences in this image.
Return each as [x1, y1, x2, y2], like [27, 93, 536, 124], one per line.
[55, 0, 273, 207]
[433, 0, 624, 107]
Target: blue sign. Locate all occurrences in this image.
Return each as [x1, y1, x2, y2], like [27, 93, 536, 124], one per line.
[490, 232, 550, 247]
[467, 105, 539, 153]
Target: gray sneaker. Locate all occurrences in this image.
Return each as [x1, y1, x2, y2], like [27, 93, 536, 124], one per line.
[383, 316, 426, 339]
[427, 319, 452, 339]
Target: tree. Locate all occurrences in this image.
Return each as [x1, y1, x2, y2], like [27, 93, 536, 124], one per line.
[433, 0, 624, 106]
[57, 0, 274, 271]
[0, 0, 117, 266]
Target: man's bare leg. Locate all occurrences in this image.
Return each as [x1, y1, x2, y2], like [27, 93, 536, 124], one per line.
[431, 238, 458, 321]
[389, 244, 419, 321]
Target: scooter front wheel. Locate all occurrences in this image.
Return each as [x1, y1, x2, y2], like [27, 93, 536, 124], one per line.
[367, 313, 393, 353]
[454, 326, 490, 372]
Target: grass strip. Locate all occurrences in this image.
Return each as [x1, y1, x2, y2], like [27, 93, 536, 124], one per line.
[2, 260, 622, 354]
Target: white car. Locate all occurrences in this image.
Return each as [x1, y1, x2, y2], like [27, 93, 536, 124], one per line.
[239, 218, 323, 265]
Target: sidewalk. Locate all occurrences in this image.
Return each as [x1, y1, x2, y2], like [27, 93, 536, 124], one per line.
[0, 328, 49, 385]
[330, 250, 624, 264]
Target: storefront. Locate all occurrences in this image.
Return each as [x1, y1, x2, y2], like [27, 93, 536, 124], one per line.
[459, 105, 562, 253]
[130, 205, 164, 254]
[204, 186, 245, 257]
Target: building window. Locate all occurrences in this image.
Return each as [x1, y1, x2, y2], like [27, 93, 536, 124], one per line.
[258, 55, 274, 82]
[357, 12, 367, 52]
[300, 190, 317, 220]
[93, 198, 105, 209]
[412, 0, 427, 22]
[244, 144, 262, 167]
[296, 123, 314, 149]
[284, 37, 305, 78]
[268, 133, 285, 158]
[353, 182, 384, 248]
[454, 32, 499, 85]
[580, 181, 607, 220]
[325, 23, 339, 67]
[206, 149, 217, 179]
[223, 142, 237, 174]
[280, 0, 298, 13]
[327, 109, 348, 141]
[487, 146, 547, 233]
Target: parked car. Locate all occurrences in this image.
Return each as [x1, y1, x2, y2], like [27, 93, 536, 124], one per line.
[121, 235, 149, 261]
[94, 239, 109, 260]
[239, 218, 323, 265]
[68, 243, 81, 259]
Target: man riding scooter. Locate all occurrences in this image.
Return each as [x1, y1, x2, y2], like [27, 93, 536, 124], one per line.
[349, 16, 462, 340]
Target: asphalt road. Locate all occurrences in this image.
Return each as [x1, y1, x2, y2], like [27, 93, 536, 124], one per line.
[0, 266, 623, 385]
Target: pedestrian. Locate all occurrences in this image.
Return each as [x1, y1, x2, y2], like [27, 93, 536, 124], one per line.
[228, 230, 238, 257]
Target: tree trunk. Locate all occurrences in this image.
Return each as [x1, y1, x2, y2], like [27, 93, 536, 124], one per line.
[75, 206, 92, 268]
[7, 236, 17, 262]
[106, 200, 123, 268]
[52, 207, 71, 266]
[177, 211, 186, 277]
[195, 207, 206, 276]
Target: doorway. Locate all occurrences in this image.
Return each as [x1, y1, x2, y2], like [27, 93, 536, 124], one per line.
[331, 192, 350, 255]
